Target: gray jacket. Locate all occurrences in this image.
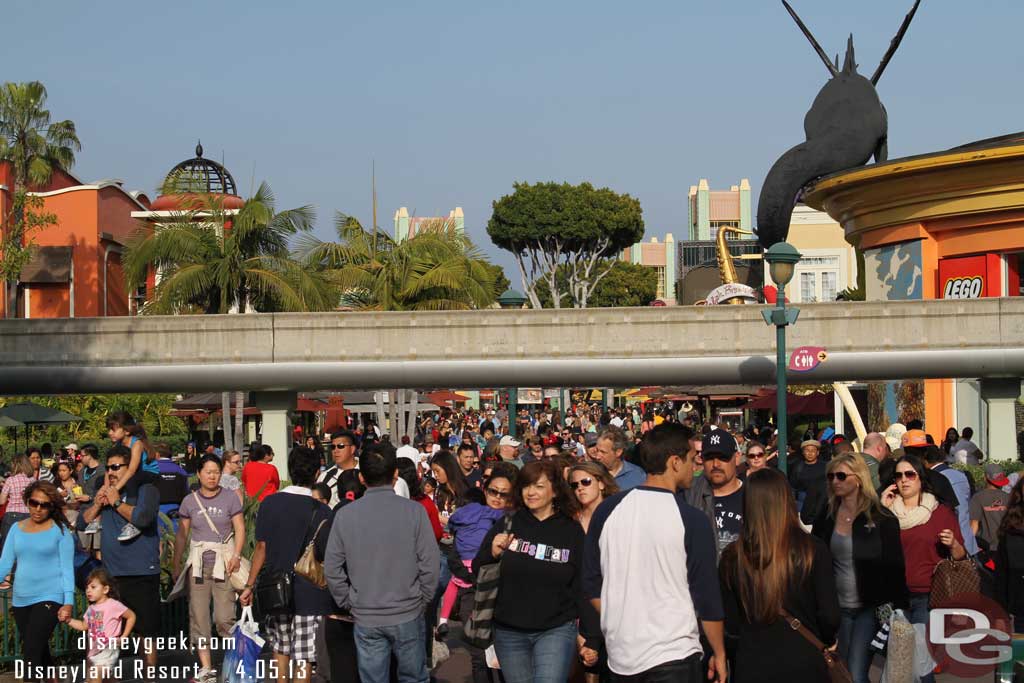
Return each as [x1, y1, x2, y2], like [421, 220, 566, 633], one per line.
[324, 486, 440, 627]
[683, 475, 720, 560]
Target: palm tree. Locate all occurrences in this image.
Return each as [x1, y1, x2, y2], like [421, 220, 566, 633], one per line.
[0, 81, 81, 317]
[123, 181, 336, 315]
[124, 182, 336, 451]
[297, 212, 497, 311]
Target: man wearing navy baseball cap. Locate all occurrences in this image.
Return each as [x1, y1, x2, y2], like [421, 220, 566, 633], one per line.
[684, 426, 744, 560]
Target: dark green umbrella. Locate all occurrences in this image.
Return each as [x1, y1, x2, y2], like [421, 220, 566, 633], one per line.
[0, 402, 80, 454]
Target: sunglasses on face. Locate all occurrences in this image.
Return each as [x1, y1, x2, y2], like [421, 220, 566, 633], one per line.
[826, 472, 856, 482]
[107, 463, 127, 471]
[486, 488, 510, 499]
[569, 477, 594, 490]
[894, 470, 919, 481]
[28, 499, 54, 510]
[747, 451, 765, 458]
[332, 443, 352, 450]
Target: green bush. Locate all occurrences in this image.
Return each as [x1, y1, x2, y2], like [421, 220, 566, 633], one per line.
[954, 459, 1024, 491]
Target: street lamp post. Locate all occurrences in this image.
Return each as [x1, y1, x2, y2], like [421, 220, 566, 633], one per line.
[762, 242, 802, 475]
[498, 289, 528, 438]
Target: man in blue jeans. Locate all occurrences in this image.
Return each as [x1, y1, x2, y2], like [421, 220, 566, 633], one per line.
[324, 442, 439, 683]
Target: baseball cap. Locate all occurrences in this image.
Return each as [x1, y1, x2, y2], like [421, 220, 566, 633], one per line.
[499, 435, 521, 448]
[702, 428, 737, 457]
[985, 463, 1010, 488]
[64, 443, 78, 451]
[901, 429, 928, 448]
[584, 433, 599, 448]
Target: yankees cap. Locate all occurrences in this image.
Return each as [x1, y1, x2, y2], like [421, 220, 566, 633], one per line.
[701, 427, 737, 457]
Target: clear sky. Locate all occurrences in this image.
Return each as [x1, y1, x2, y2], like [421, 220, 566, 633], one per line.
[5, 0, 1022, 281]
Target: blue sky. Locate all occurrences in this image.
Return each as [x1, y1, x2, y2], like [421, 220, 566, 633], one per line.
[5, 0, 1022, 279]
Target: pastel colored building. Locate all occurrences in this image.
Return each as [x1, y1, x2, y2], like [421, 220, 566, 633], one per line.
[771, 204, 858, 303]
[393, 206, 465, 242]
[805, 135, 1024, 458]
[621, 234, 676, 303]
[0, 161, 150, 319]
[687, 178, 752, 241]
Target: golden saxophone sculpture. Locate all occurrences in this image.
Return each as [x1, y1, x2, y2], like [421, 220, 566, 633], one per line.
[716, 226, 754, 305]
[709, 228, 868, 443]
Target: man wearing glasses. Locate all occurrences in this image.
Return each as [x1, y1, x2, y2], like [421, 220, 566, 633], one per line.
[318, 430, 359, 507]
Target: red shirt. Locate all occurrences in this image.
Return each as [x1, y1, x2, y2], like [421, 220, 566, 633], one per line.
[415, 495, 444, 542]
[900, 504, 964, 594]
[242, 461, 280, 501]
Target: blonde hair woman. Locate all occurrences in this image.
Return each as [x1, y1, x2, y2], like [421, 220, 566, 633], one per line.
[811, 455, 908, 683]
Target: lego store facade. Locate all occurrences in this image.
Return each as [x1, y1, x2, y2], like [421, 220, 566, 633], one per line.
[805, 134, 1024, 458]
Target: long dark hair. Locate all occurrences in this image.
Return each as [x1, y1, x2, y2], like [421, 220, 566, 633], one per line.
[397, 457, 424, 499]
[1000, 476, 1024, 538]
[430, 450, 468, 511]
[22, 480, 71, 532]
[720, 469, 815, 624]
[106, 411, 152, 464]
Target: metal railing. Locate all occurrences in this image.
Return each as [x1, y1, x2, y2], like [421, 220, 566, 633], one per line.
[0, 590, 189, 665]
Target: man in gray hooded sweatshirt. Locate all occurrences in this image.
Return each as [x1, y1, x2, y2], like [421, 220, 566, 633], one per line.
[324, 443, 439, 683]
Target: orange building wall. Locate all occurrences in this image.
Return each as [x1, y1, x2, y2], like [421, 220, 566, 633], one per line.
[26, 283, 70, 318]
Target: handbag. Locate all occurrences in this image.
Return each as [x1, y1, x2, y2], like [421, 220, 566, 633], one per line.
[930, 557, 980, 608]
[192, 491, 251, 592]
[463, 514, 513, 649]
[293, 519, 328, 588]
[254, 500, 320, 615]
[780, 608, 853, 683]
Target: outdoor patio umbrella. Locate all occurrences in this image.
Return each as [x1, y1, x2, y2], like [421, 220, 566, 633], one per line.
[0, 402, 81, 452]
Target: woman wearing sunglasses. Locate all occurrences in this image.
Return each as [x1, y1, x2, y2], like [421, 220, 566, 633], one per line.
[881, 454, 965, 683]
[569, 462, 618, 683]
[811, 454, 908, 683]
[0, 481, 75, 682]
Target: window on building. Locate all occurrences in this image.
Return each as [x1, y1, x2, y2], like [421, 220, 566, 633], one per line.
[821, 271, 838, 302]
[655, 266, 666, 299]
[800, 272, 817, 302]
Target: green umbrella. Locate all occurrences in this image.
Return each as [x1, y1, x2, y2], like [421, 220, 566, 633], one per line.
[0, 402, 80, 455]
[0, 416, 23, 428]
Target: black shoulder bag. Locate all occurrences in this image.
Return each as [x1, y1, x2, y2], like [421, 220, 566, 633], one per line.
[255, 499, 320, 615]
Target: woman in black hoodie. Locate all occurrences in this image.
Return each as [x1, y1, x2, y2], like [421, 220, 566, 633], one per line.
[475, 460, 597, 683]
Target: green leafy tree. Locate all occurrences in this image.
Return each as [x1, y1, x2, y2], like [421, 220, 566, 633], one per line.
[536, 260, 658, 308]
[0, 81, 80, 318]
[123, 182, 335, 315]
[482, 262, 511, 299]
[487, 181, 644, 308]
[297, 213, 498, 311]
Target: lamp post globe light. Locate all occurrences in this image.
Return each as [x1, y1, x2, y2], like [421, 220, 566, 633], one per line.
[762, 242, 802, 475]
[498, 289, 528, 309]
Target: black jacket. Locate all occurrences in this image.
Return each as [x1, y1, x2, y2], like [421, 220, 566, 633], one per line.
[811, 507, 909, 610]
[997, 529, 1024, 624]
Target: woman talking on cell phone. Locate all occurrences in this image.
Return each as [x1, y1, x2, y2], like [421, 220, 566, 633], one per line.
[880, 454, 965, 683]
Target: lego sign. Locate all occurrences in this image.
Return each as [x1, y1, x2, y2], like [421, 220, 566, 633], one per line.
[938, 254, 1001, 299]
[943, 276, 983, 299]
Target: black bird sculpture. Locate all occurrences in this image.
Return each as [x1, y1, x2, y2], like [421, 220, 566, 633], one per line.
[756, 0, 922, 249]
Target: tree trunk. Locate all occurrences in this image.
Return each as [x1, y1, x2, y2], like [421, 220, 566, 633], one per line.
[406, 390, 419, 440]
[221, 391, 232, 451]
[375, 391, 386, 441]
[234, 391, 245, 454]
[397, 389, 407, 444]
[388, 388, 399, 443]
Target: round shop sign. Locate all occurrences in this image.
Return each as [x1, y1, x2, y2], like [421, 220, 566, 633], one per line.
[705, 283, 758, 306]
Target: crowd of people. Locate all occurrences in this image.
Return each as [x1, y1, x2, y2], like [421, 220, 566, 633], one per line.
[0, 402, 1023, 683]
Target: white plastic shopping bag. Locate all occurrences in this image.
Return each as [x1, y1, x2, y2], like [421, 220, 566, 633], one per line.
[485, 645, 500, 670]
[880, 609, 918, 683]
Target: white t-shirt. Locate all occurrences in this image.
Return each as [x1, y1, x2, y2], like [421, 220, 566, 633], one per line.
[396, 444, 419, 463]
[610, 416, 625, 428]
